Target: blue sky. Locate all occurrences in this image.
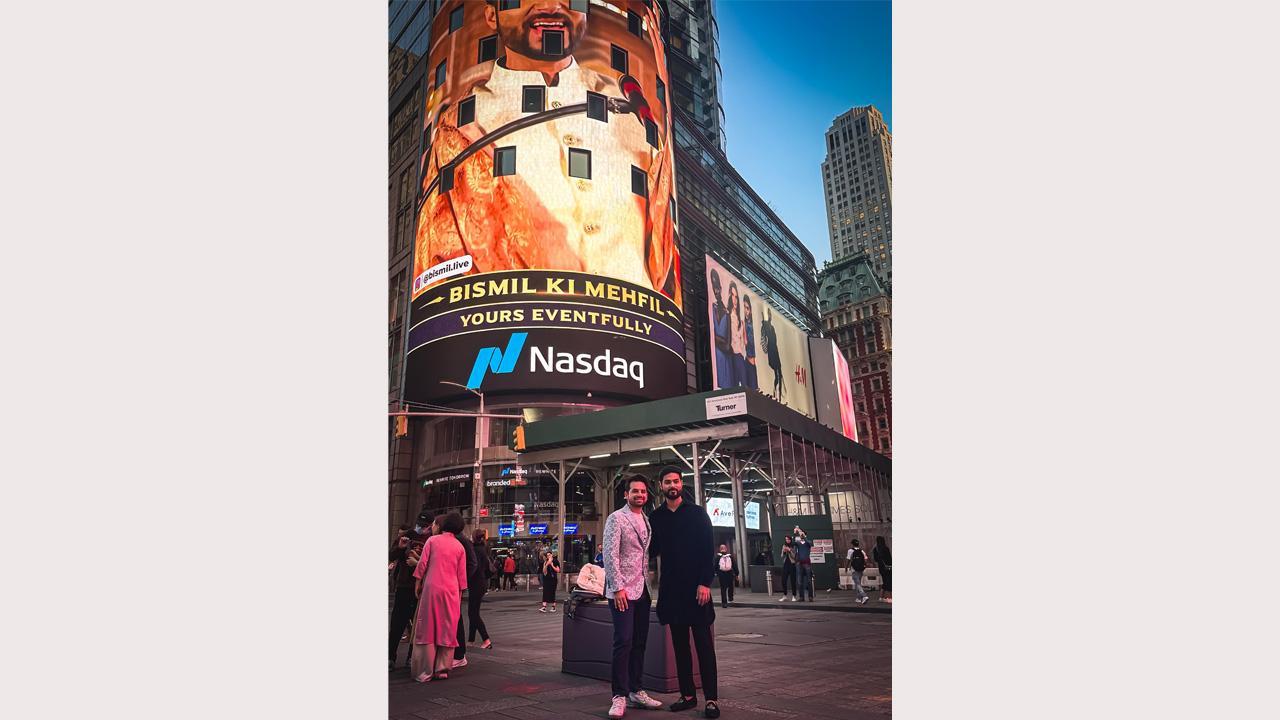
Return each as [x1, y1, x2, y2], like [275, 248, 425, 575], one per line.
[716, 0, 891, 266]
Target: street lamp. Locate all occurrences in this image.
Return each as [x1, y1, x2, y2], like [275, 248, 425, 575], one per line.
[440, 381, 485, 530]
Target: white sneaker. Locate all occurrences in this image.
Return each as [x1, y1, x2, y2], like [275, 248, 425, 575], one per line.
[790, 596, 798, 602]
[609, 695, 627, 718]
[628, 691, 664, 709]
[778, 595, 787, 602]
[452, 657, 468, 669]
[539, 607, 549, 613]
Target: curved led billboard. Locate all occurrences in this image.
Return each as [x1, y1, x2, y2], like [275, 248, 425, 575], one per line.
[404, 0, 684, 403]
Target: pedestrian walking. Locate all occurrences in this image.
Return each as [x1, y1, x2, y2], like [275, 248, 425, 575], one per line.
[715, 544, 738, 608]
[602, 475, 666, 718]
[450, 523, 480, 669]
[778, 536, 798, 602]
[847, 540, 869, 604]
[872, 536, 892, 603]
[388, 521, 425, 669]
[539, 551, 561, 612]
[410, 512, 468, 683]
[467, 530, 494, 649]
[503, 554, 517, 590]
[649, 467, 720, 719]
[488, 546, 501, 591]
[792, 527, 815, 602]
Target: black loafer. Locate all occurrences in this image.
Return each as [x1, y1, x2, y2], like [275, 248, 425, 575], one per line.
[669, 696, 698, 712]
[704, 701, 720, 718]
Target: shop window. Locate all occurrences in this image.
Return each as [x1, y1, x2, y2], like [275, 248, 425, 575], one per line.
[478, 35, 498, 63]
[568, 148, 591, 179]
[457, 96, 476, 126]
[522, 85, 545, 113]
[611, 44, 628, 73]
[494, 146, 517, 176]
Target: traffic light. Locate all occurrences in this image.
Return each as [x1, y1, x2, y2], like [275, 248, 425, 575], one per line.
[395, 415, 408, 437]
[512, 423, 526, 451]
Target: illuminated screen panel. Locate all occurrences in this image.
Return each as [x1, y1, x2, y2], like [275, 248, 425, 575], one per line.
[705, 255, 814, 419]
[405, 0, 683, 403]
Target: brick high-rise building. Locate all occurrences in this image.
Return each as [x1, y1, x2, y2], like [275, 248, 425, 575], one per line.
[818, 252, 891, 457]
[822, 106, 893, 284]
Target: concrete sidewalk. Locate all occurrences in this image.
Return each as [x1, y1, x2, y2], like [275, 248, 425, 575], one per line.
[390, 590, 891, 720]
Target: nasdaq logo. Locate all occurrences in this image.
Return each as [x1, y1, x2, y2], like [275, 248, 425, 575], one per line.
[466, 332, 528, 389]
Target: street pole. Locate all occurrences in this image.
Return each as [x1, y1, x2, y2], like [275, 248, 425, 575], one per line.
[731, 454, 748, 587]
[472, 391, 485, 530]
[691, 441, 702, 506]
[558, 459, 567, 591]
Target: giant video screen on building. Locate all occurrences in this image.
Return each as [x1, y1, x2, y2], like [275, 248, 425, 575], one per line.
[705, 255, 814, 418]
[404, 0, 684, 403]
[809, 336, 859, 442]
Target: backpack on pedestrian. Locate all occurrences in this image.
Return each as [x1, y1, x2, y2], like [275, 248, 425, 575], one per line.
[851, 548, 866, 572]
[718, 554, 733, 573]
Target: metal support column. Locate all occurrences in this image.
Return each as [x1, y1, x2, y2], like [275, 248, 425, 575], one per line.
[691, 441, 702, 505]
[730, 454, 748, 584]
[558, 459, 567, 590]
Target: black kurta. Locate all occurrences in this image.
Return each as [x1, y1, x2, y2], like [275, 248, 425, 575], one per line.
[649, 500, 716, 627]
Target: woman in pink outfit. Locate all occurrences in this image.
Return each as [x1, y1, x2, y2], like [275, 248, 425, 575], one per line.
[411, 511, 468, 682]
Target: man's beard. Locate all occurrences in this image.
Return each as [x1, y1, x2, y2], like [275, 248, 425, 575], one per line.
[665, 488, 680, 499]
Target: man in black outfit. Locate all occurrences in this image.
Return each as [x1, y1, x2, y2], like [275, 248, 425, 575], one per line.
[388, 516, 429, 670]
[649, 467, 720, 719]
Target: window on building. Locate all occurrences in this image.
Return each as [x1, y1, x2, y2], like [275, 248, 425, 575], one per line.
[656, 76, 666, 106]
[434, 59, 447, 88]
[439, 165, 455, 193]
[499, 0, 520, 10]
[494, 146, 516, 176]
[879, 437, 890, 450]
[542, 29, 565, 55]
[611, 44, 629, 73]
[570, 0, 589, 11]
[586, 91, 607, 122]
[631, 165, 647, 196]
[478, 34, 498, 62]
[645, 118, 659, 148]
[877, 418, 888, 430]
[871, 377, 882, 390]
[522, 85, 545, 113]
[568, 148, 591, 179]
[449, 5, 464, 32]
[457, 96, 476, 126]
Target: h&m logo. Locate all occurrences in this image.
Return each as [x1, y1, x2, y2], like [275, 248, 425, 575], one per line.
[466, 332, 528, 389]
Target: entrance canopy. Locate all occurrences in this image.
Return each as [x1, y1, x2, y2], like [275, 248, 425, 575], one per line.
[515, 388, 891, 578]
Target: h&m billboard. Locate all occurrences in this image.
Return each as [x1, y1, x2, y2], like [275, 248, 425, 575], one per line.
[404, 1, 683, 403]
[704, 255, 814, 419]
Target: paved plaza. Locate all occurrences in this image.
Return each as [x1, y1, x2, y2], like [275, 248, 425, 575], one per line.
[390, 589, 891, 720]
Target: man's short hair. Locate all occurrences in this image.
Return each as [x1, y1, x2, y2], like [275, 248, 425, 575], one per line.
[623, 474, 649, 492]
[657, 466, 683, 482]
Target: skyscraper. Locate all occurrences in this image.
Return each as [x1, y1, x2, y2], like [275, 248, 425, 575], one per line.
[817, 252, 892, 457]
[662, 0, 727, 152]
[822, 106, 893, 284]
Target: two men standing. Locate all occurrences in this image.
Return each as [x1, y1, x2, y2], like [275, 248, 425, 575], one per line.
[602, 468, 721, 719]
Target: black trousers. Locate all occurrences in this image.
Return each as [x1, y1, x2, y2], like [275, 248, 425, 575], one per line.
[609, 587, 651, 698]
[669, 623, 717, 701]
[388, 586, 417, 662]
[468, 585, 489, 642]
[717, 571, 735, 605]
[781, 563, 797, 595]
[453, 592, 468, 660]
[504, 571, 517, 590]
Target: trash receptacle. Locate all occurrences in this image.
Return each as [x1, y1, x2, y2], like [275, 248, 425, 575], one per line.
[561, 598, 706, 693]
